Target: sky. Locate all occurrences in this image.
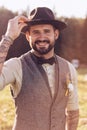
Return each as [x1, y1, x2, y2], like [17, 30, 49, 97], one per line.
[0, 0, 87, 18]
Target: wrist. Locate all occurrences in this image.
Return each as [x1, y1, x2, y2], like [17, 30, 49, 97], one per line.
[2, 35, 14, 45]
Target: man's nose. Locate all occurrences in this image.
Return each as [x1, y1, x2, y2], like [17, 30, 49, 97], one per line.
[38, 33, 46, 40]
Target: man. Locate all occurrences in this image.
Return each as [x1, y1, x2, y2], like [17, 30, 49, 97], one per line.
[0, 7, 79, 130]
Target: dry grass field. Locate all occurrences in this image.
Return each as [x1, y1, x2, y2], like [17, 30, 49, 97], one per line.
[77, 67, 87, 130]
[0, 67, 87, 130]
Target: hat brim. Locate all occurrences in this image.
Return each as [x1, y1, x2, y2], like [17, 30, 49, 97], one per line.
[21, 19, 67, 33]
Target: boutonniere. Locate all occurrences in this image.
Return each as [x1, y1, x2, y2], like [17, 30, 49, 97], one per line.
[65, 74, 74, 96]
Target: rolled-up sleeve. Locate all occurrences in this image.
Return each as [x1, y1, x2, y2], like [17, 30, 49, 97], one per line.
[0, 58, 22, 98]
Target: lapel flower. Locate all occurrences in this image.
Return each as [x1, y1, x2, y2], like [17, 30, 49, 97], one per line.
[66, 73, 74, 92]
[65, 74, 74, 96]
[67, 82, 74, 92]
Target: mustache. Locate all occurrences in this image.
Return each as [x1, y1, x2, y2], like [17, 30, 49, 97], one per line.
[35, 40, 50, 44]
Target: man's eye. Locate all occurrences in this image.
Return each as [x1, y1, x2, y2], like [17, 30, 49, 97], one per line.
[45, 30, 50, 33]
[32, 31, 39, 35]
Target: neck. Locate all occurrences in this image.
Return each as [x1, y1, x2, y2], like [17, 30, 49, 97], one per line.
[31, 48, 54, 59]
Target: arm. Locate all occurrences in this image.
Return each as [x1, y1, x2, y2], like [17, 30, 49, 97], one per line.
[0, 15, 28, 90]
[66, 109, 79, 130]
[0, 15, 28, 68]
[66, 62, 79, 130]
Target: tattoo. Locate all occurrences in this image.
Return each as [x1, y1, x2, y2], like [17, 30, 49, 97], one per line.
[0, 37, 13, 66]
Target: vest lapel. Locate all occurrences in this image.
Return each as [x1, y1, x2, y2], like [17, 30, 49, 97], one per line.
[30, 52, 53, 98]
[54, 55, 69, 104]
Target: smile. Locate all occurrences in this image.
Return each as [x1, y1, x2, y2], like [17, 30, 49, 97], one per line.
[36, 42, 49, 48]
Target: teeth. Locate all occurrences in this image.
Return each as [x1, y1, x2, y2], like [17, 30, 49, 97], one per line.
[37, 43, 48, 48]
[38, 43, 46, 46]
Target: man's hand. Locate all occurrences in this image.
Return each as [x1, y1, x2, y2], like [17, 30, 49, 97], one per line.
[5, 15, 29, 41]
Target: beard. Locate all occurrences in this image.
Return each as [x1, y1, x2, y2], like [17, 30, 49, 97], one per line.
[31, 40, 55, 55]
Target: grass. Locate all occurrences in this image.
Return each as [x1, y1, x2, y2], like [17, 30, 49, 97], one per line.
[77, 67, 87, 130]
[0, 67, 87, 130]
[0, 86, 15, 130]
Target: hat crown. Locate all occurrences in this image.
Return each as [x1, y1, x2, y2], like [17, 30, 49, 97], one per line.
[21, 7, 67, 33]
[29, 7, 55, 21]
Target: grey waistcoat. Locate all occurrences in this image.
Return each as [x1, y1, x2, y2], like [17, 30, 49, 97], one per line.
[13, 52, 70, 130]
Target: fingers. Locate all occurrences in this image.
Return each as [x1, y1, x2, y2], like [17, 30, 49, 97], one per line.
[9, 15, 29, 24]
[17, 16, 29, 33]
[18, 22, 27, 32]
[12, 15, 29, 32]
[18, 16, 29, 23]
[5, 15, 29, 40]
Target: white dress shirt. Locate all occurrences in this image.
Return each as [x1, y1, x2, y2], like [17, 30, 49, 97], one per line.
[0, 57, 79, 111]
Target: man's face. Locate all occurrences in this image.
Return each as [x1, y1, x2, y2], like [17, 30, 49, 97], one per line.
[26, 24, 59, 55]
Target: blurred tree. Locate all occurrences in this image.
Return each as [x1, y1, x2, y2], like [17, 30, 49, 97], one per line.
[81, 17, 87, 64]
[0, 7, 16, 38]
[55, 17, 84, 63]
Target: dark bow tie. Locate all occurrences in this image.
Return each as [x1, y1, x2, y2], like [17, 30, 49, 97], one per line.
[37, 56, 55, 65]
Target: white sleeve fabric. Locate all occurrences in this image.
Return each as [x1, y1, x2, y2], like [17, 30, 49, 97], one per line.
[67, 62, 79, 111]
[0, 58, 22, 98]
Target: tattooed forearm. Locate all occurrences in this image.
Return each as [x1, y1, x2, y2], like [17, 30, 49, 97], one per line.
[0, 36, 13, 71]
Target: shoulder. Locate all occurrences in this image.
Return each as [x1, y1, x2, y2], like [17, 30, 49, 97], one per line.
[55, 55, 77, 80]
[5, 57, 22, 70]
[55, 55, 70, 70]
[55, 55, 69, 64]
[67, 61, 77, 79]
[20, 51, 31, 60]
[55, 55, 76, 71]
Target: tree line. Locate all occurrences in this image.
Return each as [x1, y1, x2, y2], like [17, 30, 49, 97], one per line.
[0, 7, 87, 64]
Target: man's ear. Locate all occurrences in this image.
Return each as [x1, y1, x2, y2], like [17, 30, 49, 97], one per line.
[54, 29, 60, 40]
[25, 31, 30, 42]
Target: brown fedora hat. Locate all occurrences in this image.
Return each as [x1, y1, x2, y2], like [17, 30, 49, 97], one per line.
[22, 7, 67, 32]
